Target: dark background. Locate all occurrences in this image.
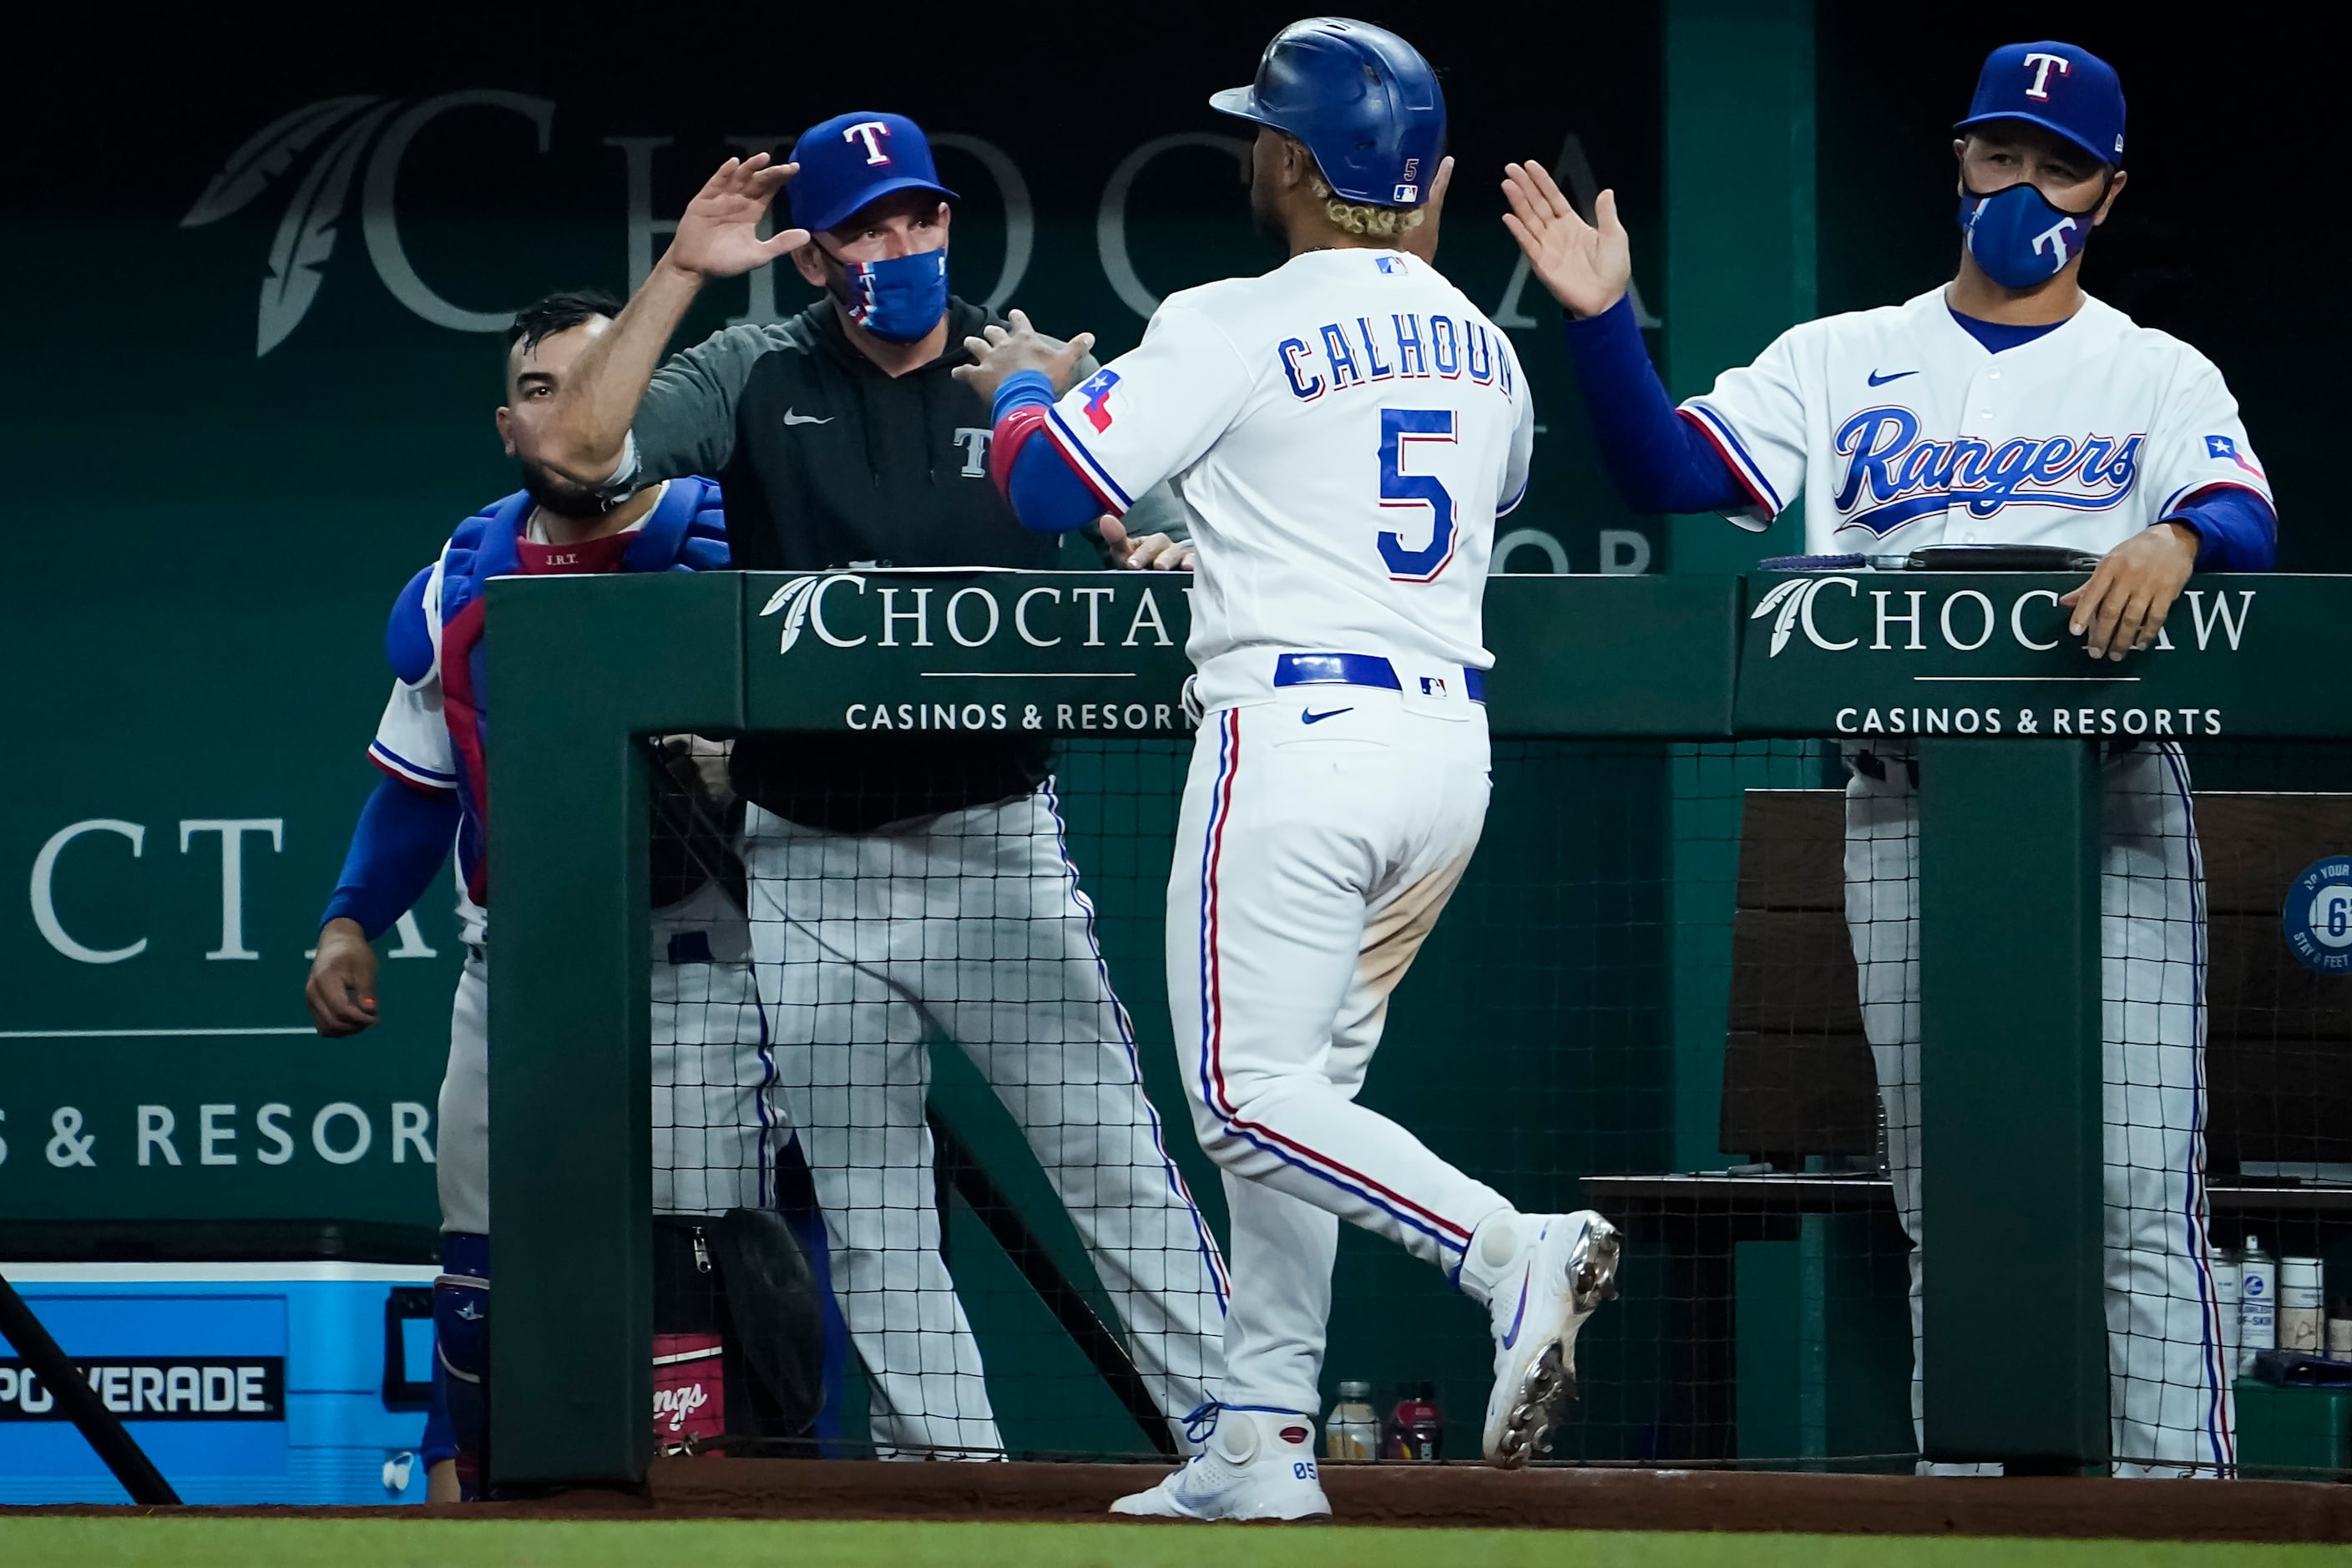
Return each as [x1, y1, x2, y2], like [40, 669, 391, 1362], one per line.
[0, 0, 2333, 1462]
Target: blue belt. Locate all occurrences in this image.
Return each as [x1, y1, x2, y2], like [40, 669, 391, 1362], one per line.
[1272, 652, 1485, 703]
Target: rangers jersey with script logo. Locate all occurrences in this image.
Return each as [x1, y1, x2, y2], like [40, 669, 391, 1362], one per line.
[1039, 247, 1535, 709]
[1682, 289, 2271, 552]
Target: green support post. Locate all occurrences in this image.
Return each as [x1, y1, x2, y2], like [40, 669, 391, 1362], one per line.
[483, 573, 746, 1490]
[1663, 0, 1813, 577]
[1662, 0, 1818, 1177]
[1917, 738, 2107, 1471]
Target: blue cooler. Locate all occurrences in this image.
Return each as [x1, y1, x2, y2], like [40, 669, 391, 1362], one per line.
[0, 1259, 438, 1505]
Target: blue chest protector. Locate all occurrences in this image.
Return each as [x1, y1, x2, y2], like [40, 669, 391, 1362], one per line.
[427, 478, 728, 903]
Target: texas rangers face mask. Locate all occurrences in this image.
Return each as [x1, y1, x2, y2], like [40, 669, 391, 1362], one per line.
[1956, 180, 2100, 291]
[839, 250, 949, 343]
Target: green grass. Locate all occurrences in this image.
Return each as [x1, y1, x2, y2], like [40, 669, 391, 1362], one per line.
[0, 1520, 2344, 1568]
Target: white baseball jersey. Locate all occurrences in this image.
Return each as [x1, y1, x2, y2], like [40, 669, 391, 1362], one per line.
[1683, 289, 2272, 553]
[1040, 247, 1535, 709]
[367, 566, 484, 949]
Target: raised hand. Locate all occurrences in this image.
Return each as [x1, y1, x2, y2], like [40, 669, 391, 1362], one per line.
[952, 309, 1097, 406]
[1500, 161, 1632, 320]
[661, 154, 811, 281]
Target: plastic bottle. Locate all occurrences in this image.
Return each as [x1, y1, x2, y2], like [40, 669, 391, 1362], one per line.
[2213, 1250, 2242, 1379]
[1382, 1380, 1444, 1461]
[2279, 1257, 2325, 1353]
[2238, 1233, 2277, 1374]
[1324, 1380, 1378, 1461]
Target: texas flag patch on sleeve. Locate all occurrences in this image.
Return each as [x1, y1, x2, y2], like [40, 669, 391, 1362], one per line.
[2205, 434, 2267, 479]
[1077, 368, 1120, 432]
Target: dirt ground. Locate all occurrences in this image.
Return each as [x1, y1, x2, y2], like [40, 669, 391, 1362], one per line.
[18, 1460, 2350, 1541]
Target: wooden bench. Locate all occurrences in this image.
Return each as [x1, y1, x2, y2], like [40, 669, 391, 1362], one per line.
[1719, 788, 2352, 1171]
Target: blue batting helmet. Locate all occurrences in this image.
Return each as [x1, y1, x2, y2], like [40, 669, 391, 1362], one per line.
[1210, 18, 1446, 207]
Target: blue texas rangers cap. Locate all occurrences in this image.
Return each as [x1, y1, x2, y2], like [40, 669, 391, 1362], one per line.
[1955, 42, 2126, 166]
[788, 111, 960, 235]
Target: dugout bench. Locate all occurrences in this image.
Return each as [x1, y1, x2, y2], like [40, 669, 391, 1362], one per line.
[483, 567, 2352, 1490]
[1586, 787, 2352, 1468]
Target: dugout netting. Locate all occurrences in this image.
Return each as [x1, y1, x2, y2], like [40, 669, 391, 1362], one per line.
[630, 731, 2352, 1475]
[483, 569, 2352, 1489]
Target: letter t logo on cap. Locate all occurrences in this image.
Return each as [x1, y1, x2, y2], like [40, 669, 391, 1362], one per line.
[844, 120, 893, 165]
[2022, 52, 2071, 99]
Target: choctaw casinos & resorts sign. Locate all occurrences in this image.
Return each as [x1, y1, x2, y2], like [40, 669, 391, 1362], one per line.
[1733, 573, 2345, 741]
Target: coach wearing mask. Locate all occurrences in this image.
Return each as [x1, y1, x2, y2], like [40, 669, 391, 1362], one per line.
[539, 114, 1223, 1458]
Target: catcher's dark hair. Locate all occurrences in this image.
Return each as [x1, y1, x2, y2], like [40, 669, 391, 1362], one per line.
[505, 288, 624, 362]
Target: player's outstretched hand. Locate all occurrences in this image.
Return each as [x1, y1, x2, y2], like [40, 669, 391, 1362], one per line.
[1500, 161, 1631, 320]
[660, 154, 811, 281]
[2062, 522, 2199, 661]
[1399, 155, 1454, 265]
[306, 918, 380, 1038]
[1097, 516, 1196, 571]
[952, 309, 1096, 406]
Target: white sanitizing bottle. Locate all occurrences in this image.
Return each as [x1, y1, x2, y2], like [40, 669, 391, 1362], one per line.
[1324, 1381, 1379, 1462]
[2213, 1251, 2242, 1379]
[2239, 1233, 2278, 1375]
[2279, 1257, 2325, 1353]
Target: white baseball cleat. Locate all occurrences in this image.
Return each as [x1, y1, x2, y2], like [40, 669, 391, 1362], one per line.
[1479, 1210, 1621, 1469]
[1109, 1405, 1333, 1521]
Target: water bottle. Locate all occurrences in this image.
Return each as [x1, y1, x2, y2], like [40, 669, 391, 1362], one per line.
[1382, 1380, 1444, 1461]
[2213, 1250, 2241, 1379]
[2238, 1233, 2277, 1374]
[1324, 1380, 1378, 1461]
[2279, 1257, 2325, 1353]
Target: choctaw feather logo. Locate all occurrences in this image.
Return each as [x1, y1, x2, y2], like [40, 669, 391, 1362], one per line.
[182, 97, 392, 356]
[759, 574, 864, 653]
[1748, 576, 1859, 657]
[183, 92, 554, 357]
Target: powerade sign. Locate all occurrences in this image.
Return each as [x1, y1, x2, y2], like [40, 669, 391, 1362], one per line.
[0, 1358, 285, 1421]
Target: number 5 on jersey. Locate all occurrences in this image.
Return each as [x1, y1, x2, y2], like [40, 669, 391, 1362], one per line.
[1378, 408, 1459, 582]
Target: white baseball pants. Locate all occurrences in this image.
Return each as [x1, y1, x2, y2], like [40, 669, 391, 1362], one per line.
[742, 784, 1228, 1459]
[436, 878, 785, 1234]
[1168, 695, 1513, 1417]
[1846, 741, 2235, 1476]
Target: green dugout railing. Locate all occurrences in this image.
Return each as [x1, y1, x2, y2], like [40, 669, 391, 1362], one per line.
[484, 568, 2336, 1489]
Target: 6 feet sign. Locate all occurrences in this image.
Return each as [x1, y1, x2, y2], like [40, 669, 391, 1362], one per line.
[1732, 572, 2344, 740]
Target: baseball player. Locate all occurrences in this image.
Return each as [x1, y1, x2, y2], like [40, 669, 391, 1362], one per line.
[530, 113, 1228, 1457]
[304, 291, 792, 1498]
[1506, 42, 2274, 1474]
[960, 18, 1620, 1520]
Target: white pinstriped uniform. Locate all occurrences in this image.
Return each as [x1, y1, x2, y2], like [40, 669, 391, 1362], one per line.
[1039, 245, 1536, 1415]
[1692, 288, 2258, 1474]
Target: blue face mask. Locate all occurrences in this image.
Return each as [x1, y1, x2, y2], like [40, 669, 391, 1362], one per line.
[1957, 181, 2099, 291]
[838, 250, 949, 343]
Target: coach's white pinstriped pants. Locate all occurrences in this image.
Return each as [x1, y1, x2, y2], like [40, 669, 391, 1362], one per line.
[741, 786, 1227, 1458]
[1845, 741, 2234, 1476]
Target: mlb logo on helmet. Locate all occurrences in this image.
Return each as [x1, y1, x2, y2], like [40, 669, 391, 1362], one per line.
[1208, 17, 1446, 208]
[1956, 40, 2127, 164]
[788, 109, 960, 234]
